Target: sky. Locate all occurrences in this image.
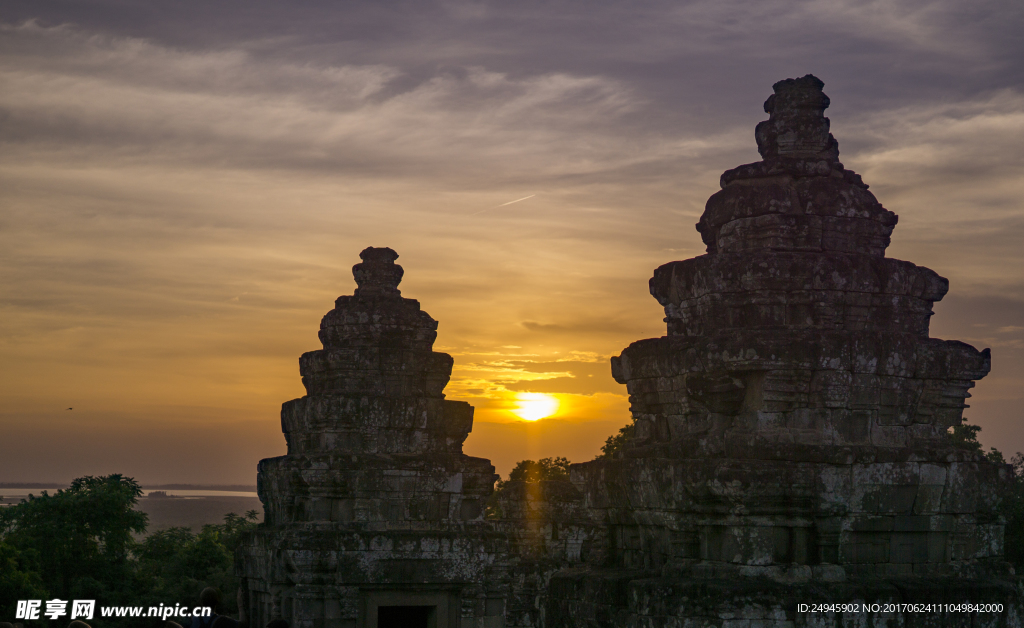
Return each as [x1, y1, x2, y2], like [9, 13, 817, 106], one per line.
[1, 0, 1023, 485]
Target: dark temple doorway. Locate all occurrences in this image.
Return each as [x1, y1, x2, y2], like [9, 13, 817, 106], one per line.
[377, 605, 436, 628]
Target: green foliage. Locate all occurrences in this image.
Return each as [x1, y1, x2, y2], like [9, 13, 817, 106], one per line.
[947, 423, 983, 449]
[495, 457, 571, 492]
[947, 423, 1005, 463]
[0, 474, 147, 601]
[597, 421, 635, 459]
[0, 475, 259, 626]
[946, 423, 1024, 570]
[1004, 453, 1024, 570]
[485, 457, 572, 519]
[0, 540, 47, 620]
[134, 510, 258, 615]
[220, 511, 261, 553]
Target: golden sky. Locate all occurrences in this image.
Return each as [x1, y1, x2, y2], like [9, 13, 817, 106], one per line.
[1, 3, 1023, 483]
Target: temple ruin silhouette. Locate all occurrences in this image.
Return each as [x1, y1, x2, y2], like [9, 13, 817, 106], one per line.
[239, 76, 1023, 627]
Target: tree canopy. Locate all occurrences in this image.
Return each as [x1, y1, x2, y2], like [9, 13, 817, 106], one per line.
[496, 456, 571, 492]
[0, 475, 258, 627]
[596, 421, 634, 459]
[0, 475, 147, 601]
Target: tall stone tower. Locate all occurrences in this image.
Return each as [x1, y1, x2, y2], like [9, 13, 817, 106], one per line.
[239, 247, 509, 628]
[240, 79, 1022, 628]
[547, 76, 1021, 625]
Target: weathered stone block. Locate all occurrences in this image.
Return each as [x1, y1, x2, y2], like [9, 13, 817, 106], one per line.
[243, 78, 1021, 628]
[240, 249, 513, 628]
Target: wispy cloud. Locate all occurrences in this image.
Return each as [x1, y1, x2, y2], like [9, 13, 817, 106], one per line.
[1, 0, 1022, 481]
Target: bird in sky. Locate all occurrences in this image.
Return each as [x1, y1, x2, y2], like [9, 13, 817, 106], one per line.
[66, 407, 73, 410]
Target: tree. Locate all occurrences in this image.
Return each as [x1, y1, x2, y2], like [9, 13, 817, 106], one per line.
[134, 511, 259, 615]
[1004, 453, 1024, 569]
[0, 474, 147, 600]
[946, 423, 1024, 570]
[0, 475, 262, 626]
[495, 457, 571, 492]
[485, 457, 573, 519]
[597, 421, 635, 459]
[947, 423, 1005, 463]
[0, 540, 47, 620]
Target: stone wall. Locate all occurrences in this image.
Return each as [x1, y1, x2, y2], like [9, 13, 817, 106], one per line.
[240, 76, 1023, 628]
[546, 75, 1022, 626]
[238, 248, 513, 628]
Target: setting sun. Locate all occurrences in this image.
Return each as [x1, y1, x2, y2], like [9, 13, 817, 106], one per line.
[510, 392, 560, 422]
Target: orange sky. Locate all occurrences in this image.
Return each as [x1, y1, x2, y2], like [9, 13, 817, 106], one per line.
[1, 7, 1023, 484]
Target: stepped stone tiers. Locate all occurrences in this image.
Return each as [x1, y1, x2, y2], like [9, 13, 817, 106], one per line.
[239, 248, 512, 628]
[241, 77, 1022, 628]
[546, 76, 1022, 626]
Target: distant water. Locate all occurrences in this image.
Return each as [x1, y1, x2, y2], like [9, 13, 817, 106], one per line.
[1, 488, 258, 500]
[142, 490, 258, 498]
[1, 487, 264, 532]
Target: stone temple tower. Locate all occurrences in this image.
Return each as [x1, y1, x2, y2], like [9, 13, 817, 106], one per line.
[240, 79, 1022, 628]
[546, 76, 1021, 624]
[239, 247, 509, 628]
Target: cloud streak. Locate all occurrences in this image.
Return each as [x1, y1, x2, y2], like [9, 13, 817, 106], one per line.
[1, 0, 1022, 482]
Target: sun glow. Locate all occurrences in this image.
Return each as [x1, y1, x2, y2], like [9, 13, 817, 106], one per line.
[510, 392, 560, 421]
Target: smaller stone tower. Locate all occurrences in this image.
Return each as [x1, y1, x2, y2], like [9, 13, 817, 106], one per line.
[239, 247, 509, 628]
